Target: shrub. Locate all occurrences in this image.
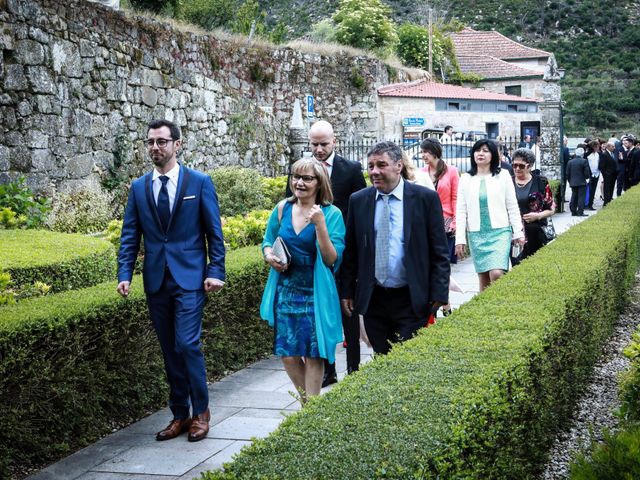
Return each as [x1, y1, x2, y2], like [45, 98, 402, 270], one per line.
[0, 229, 116, 292]
[208, 167, 266, 217]
[620, 326, 640, 424]
[396, 23, 446, 72]
[199, 188, 640, 479]
[0, 245, 271, 477]
[568, 425, 640, 479]
[333, 0, 398, 52]
[46, 189, 116, 234]
[0, 176, 50, 228]
[261, 176, 288, 209]
[178, 0, 236, 31]
[222, 210, 269, 250]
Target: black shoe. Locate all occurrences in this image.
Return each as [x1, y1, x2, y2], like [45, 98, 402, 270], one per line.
[321, 365, 337, 388]
[347, 365, 359, 375]
[578, 213, 588, 216]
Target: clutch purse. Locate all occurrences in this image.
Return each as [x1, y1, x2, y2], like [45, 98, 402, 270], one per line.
[271, 236, 291, 266]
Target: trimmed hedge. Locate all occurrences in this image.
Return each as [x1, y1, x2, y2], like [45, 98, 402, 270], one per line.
[0, 230, 116, 292]
[0, 246, 271, 477]
[202, 188, 640, 480]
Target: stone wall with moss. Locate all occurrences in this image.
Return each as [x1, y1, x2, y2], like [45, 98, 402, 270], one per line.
[0, 0, 411, 194]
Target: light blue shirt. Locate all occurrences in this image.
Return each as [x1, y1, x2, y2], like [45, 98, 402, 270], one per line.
[375, 177, 406, 287]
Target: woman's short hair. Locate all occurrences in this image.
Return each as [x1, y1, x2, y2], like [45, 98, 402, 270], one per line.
[512, 148, 536, 166]
[288, 158, 333, 206]
[420, 137, 443, 159]
[469, 139, 500, 176]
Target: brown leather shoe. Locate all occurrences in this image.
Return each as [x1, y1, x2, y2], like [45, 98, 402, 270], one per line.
[188, 408, 210, 442]
[156, 417, 192, 441]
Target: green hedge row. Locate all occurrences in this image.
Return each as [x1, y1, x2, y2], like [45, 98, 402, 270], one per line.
[0, 246, 271, 477]
[0, 230, 116, 292]
[202, 187, 640, 480]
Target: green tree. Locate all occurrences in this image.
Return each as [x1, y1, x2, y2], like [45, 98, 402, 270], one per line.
[179, 0, 237, 31]
[128, 0, 180, 14]
[230, 0, 267, 37]
[309, 19, 337, 43]
[332, 0, 398, 53]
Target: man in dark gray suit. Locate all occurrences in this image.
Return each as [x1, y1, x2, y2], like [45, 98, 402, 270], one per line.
[340, 141, 450, 355]
[566, 147, 591, 216]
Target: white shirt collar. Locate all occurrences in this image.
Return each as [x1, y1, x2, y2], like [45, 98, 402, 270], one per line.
[376, 176, 404, 201]
[153, 162, 180, 182]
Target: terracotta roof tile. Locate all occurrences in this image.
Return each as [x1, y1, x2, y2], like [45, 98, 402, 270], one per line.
[457, 55, 543, 79]
[451, 28, 551, 60]
[378, 79, 538, 102]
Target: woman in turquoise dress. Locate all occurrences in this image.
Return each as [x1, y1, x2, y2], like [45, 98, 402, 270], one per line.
[455, 140, 524, 291]
[260, 158, 345, 403]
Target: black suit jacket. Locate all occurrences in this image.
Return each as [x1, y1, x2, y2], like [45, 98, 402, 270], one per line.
[340, 181, 450, 318]
[286, 154, 366, 219]
[598, 151, 617, 178]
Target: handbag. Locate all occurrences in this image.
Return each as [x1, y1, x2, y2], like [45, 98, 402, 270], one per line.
[541, 218, 557, 243]
[271, 236, 291, 266]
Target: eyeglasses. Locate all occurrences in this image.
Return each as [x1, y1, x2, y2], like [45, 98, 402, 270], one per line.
[512, 163, 529, 170]
[144, 138, 175, 148]
[292, 174, 317, 183]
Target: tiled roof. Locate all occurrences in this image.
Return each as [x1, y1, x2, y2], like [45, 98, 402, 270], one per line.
[457, 55, 543, 79]
[451, 28, 551, 60]
[377, 79, 538, 102]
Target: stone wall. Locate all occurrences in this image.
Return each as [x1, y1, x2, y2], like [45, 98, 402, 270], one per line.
[0, 0, 411, 194]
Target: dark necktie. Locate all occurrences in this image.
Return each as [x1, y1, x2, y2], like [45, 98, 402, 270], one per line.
[157, 175, 171, 231]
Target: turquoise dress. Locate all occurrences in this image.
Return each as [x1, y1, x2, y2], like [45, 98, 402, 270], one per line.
[260, 201, 345, 363]
[468, 178, 512, 272]
[273, 202, 319, 357]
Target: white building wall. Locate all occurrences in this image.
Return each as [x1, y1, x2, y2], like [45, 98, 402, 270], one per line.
[465, 78, 544, 100]
[378, 97, 541, 139]
[507, 58, 547, 73]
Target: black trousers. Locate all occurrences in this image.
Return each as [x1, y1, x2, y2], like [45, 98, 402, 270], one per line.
[587, 175, 599, 208]
[364, 285, 425, 355]
[570, 185, 586, 215]
[616, 165, 626, 197]
[602, 173, 616, 205]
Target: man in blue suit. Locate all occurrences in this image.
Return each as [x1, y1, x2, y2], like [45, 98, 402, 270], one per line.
[117, 119, 225, 442]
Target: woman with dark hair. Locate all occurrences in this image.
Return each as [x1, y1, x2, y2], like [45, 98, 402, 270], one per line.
[455, 140, 524, 291]
[511, 148, 555, 262]
[260, 158, 345, 404]
[420, 137, 458, 316]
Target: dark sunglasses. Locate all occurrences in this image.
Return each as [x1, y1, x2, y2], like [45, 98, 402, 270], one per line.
[512, 163, 529, 170]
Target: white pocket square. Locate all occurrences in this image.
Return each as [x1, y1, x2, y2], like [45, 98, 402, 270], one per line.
[183, 195, 196, 200]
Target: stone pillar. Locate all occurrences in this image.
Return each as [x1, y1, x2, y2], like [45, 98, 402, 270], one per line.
[538, 56, 563, 180]
[289, 98, 308, 165]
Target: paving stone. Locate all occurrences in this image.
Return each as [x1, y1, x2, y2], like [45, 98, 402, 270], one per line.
[232, 408, 296, 419]
[117, 406, 241, 436]
[209, 416, 283, 441]
[207, 388, 296, 409]
[91, 438, 233, 476]
[27, 441, 132, 480]
[180, 441, 251, 479]
[76, 473, 175, 480]
[246, 355, 285, 370]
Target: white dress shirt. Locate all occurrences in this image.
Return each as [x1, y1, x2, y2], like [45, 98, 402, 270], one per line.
[152, 163, 180, 211]
[375, 177, 406, 287]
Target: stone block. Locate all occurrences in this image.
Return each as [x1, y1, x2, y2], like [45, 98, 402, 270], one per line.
[9, 145, 32, 172]
[4, 64, 28, 91]
[2, 107, 17, 129]
[203, 90, 216, 114]
[15, 39, 45, 65]
[164, 88, 181, 109]
[67, 152, 95, 179]
[5, 130, 23, 147]
[31, 148, 55, 172]
[35, 95, 52, 114]
[0, 145, 10, 171]
[25, 130, 48, 149]
[16, 99, 32, 117]
[140, 85, 158, 107]
[106, 79, 127, 102]
[27, 66, 56, 94]
[143, 69, 163, 88]
[51, 39, 83, 78]
[82, 85, 99, 100]
[189, 107, 208, 122]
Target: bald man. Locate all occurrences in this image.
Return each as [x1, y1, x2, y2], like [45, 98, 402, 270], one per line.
[286, 120, 366, 386]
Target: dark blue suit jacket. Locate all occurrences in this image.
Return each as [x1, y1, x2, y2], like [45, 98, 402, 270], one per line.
[340, 181, 450, 318]
[118, 165, 225, 294]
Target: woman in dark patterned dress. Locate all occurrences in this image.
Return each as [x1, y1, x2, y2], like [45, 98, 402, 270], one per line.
[260, 158, 345, 403]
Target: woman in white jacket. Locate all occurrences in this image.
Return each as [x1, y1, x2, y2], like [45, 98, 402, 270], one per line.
[455, 140, 525, 291]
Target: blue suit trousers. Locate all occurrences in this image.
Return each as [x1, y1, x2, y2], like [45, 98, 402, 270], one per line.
[146, 269, 208, 419]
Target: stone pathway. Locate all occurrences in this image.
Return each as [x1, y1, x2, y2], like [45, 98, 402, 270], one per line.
[27, 200, 596, 480]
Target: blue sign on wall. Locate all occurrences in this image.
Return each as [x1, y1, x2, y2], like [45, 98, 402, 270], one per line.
[306, 95, 315, 118]
[402, 117, 425, 127]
